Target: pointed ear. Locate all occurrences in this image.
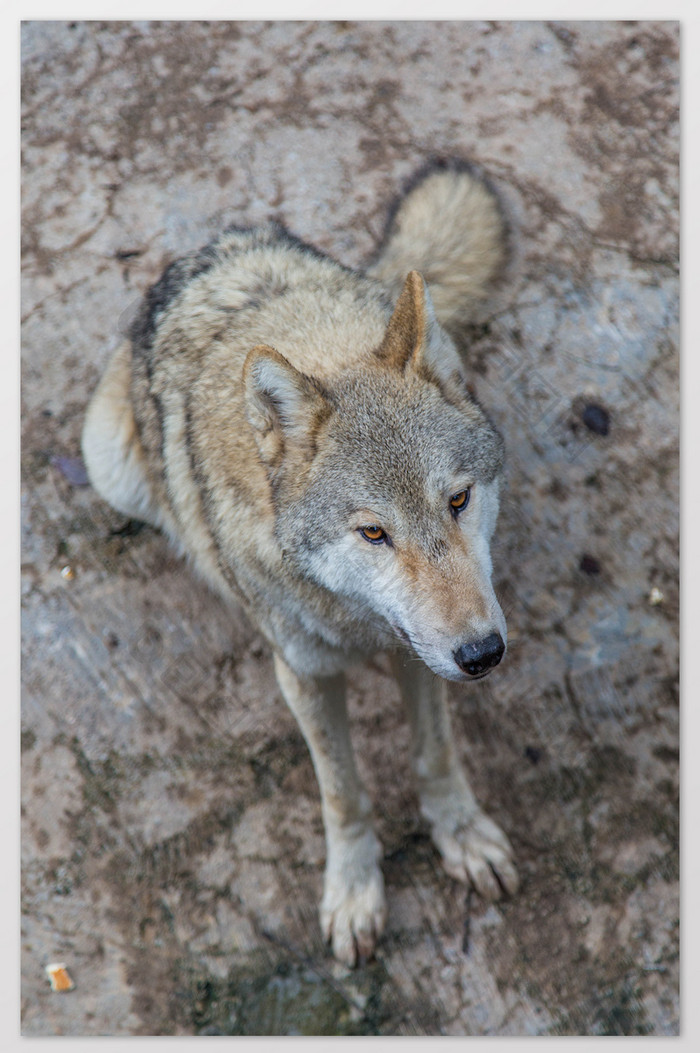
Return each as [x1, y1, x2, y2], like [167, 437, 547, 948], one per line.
[377, 271, 468, 397]
[376, 270, 430, 370]
[243, 345, 330, 470]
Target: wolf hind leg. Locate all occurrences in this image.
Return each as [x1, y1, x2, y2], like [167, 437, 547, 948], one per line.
[273, 654, 387, 966]
[82, 342, 166, 529]
[391, 654, 519, 899]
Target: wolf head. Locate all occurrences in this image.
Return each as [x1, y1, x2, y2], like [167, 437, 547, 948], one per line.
[244, 272, 507, 682]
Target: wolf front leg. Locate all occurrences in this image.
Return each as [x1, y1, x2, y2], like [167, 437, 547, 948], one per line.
[273, 654, 387, 966]
[391, 654, 519, 899]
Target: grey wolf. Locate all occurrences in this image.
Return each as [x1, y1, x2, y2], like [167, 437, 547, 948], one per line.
[82, 161, 518, 966]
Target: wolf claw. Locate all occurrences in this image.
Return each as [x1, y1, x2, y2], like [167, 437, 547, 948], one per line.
[320, 846, 387, 967]
[431, 808, 519, 900]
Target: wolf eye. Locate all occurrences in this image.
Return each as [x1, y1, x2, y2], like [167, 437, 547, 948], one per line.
[359, 525, 389, 545]
[450, 488, 471, 515]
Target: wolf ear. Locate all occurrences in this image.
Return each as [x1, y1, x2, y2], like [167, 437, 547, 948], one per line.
[243, 345, 329, 470]
[377, 270, 468, 397]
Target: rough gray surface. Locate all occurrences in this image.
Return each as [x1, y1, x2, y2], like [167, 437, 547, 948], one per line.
[21, 20, 679, 1036]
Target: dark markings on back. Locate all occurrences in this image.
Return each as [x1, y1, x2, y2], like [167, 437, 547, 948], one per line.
[182, 391, 248, 599]
[129, 218, 390, 360]
[130, 243, 220, 355]
[183, 392, 223, 556]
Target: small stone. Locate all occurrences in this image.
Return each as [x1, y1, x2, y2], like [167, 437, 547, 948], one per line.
[648, 586, 664, 606]
[579, 554, 601, 575]
[60, 565, 75, 581]
[581, 403, 610, 436]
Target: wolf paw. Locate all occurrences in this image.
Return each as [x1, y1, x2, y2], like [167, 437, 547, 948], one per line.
[431, 808, 519, 900]
[320, 834, 387, 966]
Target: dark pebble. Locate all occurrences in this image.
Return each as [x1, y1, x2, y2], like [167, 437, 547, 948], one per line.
[524, 746, 542, 765]
[579, 554, 601, 575]
[582, 403, 610, 435]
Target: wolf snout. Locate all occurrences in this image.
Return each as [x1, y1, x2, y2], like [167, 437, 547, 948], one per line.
[453, 632, 505, 678]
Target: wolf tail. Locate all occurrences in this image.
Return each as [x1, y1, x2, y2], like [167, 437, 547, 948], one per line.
[366, 160, 506, 331]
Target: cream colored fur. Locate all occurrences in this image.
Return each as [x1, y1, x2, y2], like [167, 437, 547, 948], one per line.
[366, 165, 504, 330]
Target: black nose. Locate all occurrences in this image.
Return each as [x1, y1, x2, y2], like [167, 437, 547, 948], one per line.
[454, 633, 505, 677]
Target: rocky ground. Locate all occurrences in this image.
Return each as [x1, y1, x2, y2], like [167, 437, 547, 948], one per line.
[20, 20, 679, 1036]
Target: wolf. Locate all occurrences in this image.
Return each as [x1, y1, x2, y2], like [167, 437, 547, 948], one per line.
[82, 161, 518, 966]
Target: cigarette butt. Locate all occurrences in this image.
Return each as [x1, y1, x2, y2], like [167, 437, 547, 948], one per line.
[45, 962, 75, 992]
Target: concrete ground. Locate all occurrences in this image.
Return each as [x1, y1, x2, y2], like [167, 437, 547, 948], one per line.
[21, 20, 679, 1036]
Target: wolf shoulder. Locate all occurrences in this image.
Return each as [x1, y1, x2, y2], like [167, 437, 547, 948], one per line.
[131, 222, 392, 390]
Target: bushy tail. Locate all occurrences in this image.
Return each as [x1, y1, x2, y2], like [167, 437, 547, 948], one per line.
[366, 161, 506, 331]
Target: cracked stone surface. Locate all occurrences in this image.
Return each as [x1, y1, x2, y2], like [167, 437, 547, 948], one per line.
[21, 20, 679, 1036]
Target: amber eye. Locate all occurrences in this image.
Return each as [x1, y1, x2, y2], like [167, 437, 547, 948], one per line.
[450, 488, 471, 515]
[359, 525, 389, 545]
